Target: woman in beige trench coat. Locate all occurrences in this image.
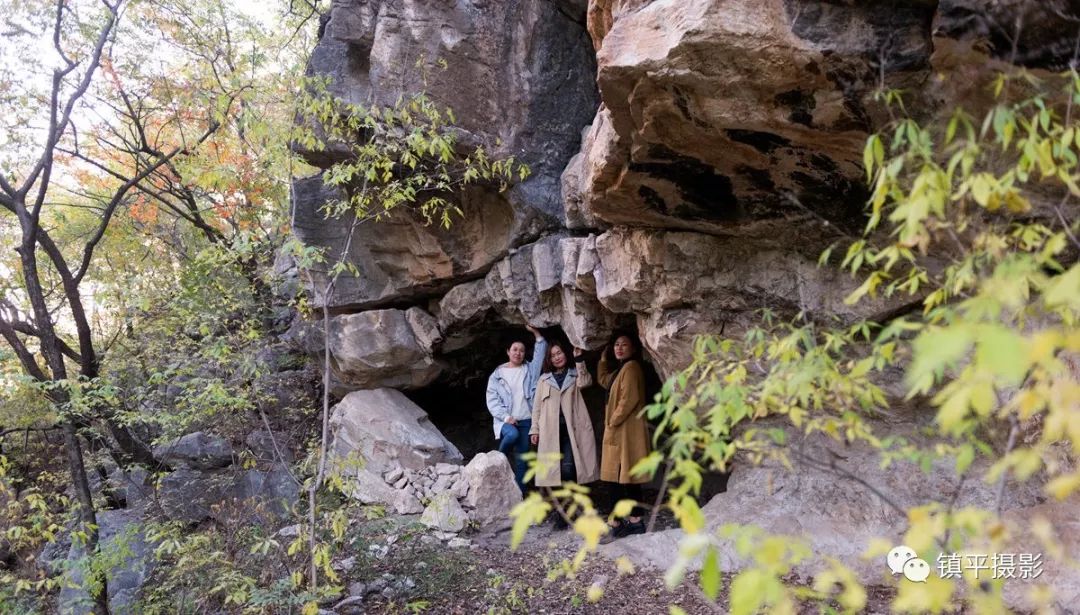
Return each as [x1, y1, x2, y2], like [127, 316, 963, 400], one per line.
[529, 341, 599, 528]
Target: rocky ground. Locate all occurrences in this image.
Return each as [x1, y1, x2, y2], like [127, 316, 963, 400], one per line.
[326, 509, 898, 615]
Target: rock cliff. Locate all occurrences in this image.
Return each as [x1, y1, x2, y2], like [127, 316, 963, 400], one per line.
[290, 1, 1079, 609]
[294, 0, 1046, 379]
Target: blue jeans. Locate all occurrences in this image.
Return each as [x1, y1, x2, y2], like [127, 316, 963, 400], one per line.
[498, 419, 531, 493]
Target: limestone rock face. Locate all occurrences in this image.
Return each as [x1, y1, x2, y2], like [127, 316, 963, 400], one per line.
[292, 176, 518, 310]
[329, 388, 463, 478]
[157, 465, 299, 524]
[592, 227, 907, 376]
[698, 428, 1043, 577]
[435, 234, 621, 350]
[1001, 495, 1080, 612]
[58, 509, 155, 615]
[575, 0, 935, 231]
[294, 0, 599, 310]
[284, 0, 1080, 567]
[463, 451, 522, 525]
[601, 425, 1074, 612]
[327, 308, 443, 389]
[153, 432, 234, 470]
[290, 0, 1076, 392]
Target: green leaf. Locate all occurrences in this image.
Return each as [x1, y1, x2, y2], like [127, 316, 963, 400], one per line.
[974, 325, 1029, 385]
[907, 326, 973, 393]
[701, 547, 721, 601]
[1043, 264, 1080, 308]
[730, 569, 768, 615]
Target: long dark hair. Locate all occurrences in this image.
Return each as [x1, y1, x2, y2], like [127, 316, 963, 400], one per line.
[605, 328, 642, 365]
[541, 340, 574, 374]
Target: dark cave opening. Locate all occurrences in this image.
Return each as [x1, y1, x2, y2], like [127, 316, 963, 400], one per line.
[407, 320, 728, 510]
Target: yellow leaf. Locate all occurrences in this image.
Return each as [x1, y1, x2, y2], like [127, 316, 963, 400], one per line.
[1014, 390, 1044, 419]
[907, 507, 930, 525]
[730, 569, 769, 615]
[509, 495, 550, 550]
[970, 174, 993, 206]
[1043, 264, 1080, 309]
[671, 496, 706, 534]
[935, 385, 971, 433]
[1004, 190, 1032, 213]
[969, 382, 995, 416]
[1028, 331, 1061, 364]
[573, 514, 609, 550]
[1045, 473, 1080, 500]
[892, 573, 954, 613]
[1038, 139, 1056, 176]
[586, 583, 604, 603]
[611, 499, 636, 520]
[862, 537, 894, 559]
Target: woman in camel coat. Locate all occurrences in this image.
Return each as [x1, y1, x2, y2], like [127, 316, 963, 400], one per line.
[529, 342, 599, 489]
[597, 331, 652, 536]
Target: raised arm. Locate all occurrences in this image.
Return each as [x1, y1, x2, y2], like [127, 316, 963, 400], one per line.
[525, 325, 546, 384]
[597, 349, 617, 390]
[573, 347, 592, 388]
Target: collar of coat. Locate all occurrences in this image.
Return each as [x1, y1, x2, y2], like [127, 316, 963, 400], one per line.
[539, 368, 577, 392]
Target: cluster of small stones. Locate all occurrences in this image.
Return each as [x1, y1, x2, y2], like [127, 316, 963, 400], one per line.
[384, 463, 468, 505]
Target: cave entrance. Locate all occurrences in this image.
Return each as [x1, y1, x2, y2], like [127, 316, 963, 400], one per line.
[407, 319, 728, 516]
[407, 322, 614, 465]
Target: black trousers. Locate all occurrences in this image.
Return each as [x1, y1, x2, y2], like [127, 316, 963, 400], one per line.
[607, 482, 644, 518]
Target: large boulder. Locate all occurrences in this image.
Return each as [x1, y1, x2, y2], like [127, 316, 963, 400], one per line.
[329, 388, 463, 477]
[57, 509, 156, 615]
[697, 428, 1040, 577]
[292, 176, 523, 309]
[230, 465, 301, 520]
[153, 432, 234, 470]
[462, 451, 522, 525]
[327, 308, 444, 390]
[105, 466, 153, 511]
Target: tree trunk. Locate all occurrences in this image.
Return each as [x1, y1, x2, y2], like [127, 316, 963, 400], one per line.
[16, 235, 110, 615]
[63, 422, 110, 615]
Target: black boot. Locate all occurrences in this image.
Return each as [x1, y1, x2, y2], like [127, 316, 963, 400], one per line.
[553, 514, 570, 530]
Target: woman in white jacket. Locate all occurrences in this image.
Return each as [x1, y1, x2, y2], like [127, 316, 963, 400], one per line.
[485, 325, 546, 493]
